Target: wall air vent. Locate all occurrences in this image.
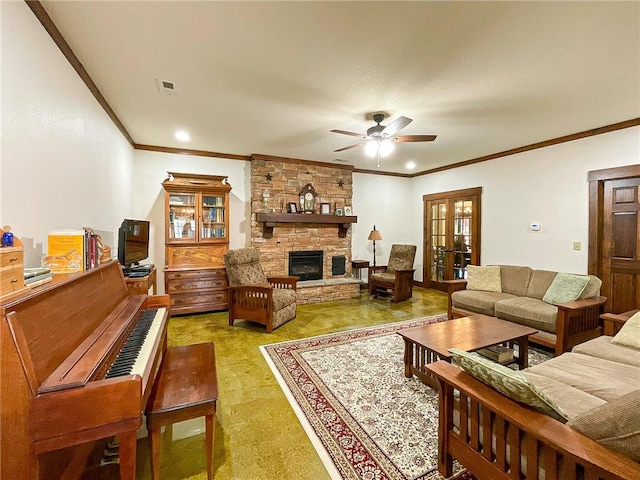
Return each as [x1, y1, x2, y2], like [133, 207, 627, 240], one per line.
[156, 78, 176, 95]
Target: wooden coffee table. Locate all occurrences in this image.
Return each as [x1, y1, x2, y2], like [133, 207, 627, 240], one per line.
[398, 315, 538, 390]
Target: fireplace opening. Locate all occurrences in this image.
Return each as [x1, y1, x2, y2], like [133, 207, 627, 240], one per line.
[289, 250, 323, 281]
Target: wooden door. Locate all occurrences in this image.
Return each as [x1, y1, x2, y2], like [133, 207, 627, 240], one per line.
[423, 188, 482, 291]
[589, 165, 640, 313]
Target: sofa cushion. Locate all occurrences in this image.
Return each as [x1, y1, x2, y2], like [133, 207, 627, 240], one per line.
[494, 297, 558, 333]
[542, 273, 590, 305]
[572, 335, 640, 368]
[466, 265, 502, 292]
[522, 371, 606, 419]
[452, 290, 516, 317]
[499, 265, 532, 297]
[448, 348, 569, 422]
[611, 311, 640, 350]
[578, 275, 602, 299]
[525, 270, 558, 300]
[567, 389, 640, 462]
[524, 352, 640, 403]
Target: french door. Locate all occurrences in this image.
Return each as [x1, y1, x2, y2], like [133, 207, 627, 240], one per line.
[423, 187, 482, 292]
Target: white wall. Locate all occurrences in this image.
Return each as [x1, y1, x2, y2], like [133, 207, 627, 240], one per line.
[132, 150, 250, 290]
[0, 2, 134, 267]
[352, 174, 415, 267]
[410, 127, 640, 280]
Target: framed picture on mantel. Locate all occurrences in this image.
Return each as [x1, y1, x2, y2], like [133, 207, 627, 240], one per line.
[320, 203, 331, 215]
[344, 206, 353, 216]
[335, 208, 343, 216]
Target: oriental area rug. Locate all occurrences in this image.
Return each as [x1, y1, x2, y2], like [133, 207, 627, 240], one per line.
[260, 315, 472, 480]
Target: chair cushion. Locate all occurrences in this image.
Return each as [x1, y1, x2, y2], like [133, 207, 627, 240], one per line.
[466, 265, 502, 293]
[223, 248, 268, 286]
[542, 273, 590, 305]
[272, 288, 296, 311]
[370, 272, 396, 284]
[494, 297, 558, 333]
[386, 244, 416, 274]
[578, 275, 603, 299]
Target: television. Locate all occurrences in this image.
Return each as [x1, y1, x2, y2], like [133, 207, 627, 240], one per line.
[117, 219, 150, 271]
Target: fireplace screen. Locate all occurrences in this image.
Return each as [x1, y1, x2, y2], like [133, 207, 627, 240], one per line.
[289, 250, 323, 281]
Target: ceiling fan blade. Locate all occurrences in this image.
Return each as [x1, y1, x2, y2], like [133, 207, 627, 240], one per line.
[333, 143, 365, 152]
[394, 134, 437, 142]
[381, 116, 412, 137]
[330, 129, 366, 138]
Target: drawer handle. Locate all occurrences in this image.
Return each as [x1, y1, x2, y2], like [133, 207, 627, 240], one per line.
[174, 299, 185, 305]
[11, 279, 18, 283]
[9, 257, 18, 262]
[174, 284, 183, 290]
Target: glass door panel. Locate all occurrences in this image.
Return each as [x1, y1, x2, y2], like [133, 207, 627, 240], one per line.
[453, 200, 473, 279]
[202, 195, 226, 240]
[430, 202, 446, 282]
[168, 193, 196, 240]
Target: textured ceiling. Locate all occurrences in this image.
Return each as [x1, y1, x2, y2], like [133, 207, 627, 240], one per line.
[40, 1, 640, 174]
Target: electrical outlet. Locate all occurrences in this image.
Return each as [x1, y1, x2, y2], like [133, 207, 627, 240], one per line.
[573, 241, 581, 251]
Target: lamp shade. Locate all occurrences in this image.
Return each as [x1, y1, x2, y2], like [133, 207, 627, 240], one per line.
[368, 229, 382, 241]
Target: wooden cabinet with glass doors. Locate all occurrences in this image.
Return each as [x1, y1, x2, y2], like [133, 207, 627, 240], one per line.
[162, 172, 232, 314]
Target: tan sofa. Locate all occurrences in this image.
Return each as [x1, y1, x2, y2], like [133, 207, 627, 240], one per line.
[427, 311, 640, 480]
[446, 265, 607, 354]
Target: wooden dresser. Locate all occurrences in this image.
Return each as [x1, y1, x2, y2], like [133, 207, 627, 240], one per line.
[162, 172, 232, 315]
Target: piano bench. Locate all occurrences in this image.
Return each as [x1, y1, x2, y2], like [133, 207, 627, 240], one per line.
[145, 342, 218, 480]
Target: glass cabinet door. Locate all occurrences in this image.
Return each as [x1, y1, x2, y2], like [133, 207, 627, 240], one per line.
[201, 195, 226, 240]
[453, 200, 473, 280]
[430, 202, 447, 282]
[168, 193, 196, 240]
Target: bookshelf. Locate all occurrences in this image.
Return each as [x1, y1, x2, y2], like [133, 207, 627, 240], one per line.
[162, 172, 232, 314]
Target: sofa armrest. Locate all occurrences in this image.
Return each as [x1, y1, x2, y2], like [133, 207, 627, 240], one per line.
[443, 280, 468, 319]
[267, 276, 298, 291]
[555, 296, 606, 355]
[426, 360, 640, 480]
[600, 309, 638, 335]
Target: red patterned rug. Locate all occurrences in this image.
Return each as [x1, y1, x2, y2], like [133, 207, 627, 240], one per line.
[260, 315, 475, 480]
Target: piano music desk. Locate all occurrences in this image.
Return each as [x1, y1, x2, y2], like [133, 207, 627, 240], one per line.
[124, 266, 157, 295]
[145, 342, 218, 480]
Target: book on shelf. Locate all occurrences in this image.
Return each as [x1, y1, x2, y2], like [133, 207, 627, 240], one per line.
[44, 229, 86, 273]
[23, 267, 51, 279]
[25, 272, 53, 286]
[477, 345, 515, 363]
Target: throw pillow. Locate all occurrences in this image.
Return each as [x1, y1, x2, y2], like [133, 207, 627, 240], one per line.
[542, 273, 590, 305]
[448, 348, 569, 422]
[567, 389, 640, 461]
[466, 265, 502, 293]
[611, 311, 640, 350]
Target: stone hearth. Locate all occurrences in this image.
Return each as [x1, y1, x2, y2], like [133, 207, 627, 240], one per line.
[250, 156, 360, 304]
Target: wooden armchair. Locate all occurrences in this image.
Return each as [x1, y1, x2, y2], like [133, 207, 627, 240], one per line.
[369, 244, 417, 303]
[223, 248, 298, 333]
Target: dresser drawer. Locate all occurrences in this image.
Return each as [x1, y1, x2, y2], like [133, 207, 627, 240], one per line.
[0, 248, 23, 269]
[165, 268, 227, 281]
[171, 290, 227, 308]
[166, 277, 227, 293]
[1, 268, 24, 294]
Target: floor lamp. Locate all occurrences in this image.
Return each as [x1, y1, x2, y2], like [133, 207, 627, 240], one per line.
[368, 226, 382, 266]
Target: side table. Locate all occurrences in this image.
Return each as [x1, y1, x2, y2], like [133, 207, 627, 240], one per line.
[124, 267, 157, 295]
[351, 259, 370, 290]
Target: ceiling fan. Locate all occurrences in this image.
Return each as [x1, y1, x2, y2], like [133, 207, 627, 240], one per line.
[330, 113, 436, 167]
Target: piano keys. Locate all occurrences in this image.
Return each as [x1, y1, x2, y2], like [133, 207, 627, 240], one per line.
[0, 261, 171, 480]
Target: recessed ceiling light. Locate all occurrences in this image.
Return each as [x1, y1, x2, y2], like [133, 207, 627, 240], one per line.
[406, 161, 416, 170]
[174, 130, 190, 142]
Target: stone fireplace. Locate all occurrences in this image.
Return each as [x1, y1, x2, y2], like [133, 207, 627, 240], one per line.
[249, 155, 361, 304]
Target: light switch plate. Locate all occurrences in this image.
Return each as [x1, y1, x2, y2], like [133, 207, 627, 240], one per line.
[573, 241, 581, 251]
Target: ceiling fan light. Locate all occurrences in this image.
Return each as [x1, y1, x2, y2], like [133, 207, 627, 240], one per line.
[379, 140, 394, 157]
[364, 141, 378, 158]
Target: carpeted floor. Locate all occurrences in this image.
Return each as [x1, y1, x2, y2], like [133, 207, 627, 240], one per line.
[261, 315, 471, 480]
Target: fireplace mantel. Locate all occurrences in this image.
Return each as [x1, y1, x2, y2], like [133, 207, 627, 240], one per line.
[255, 213, 357, 239]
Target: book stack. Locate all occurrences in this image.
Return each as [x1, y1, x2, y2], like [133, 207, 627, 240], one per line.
[24, 267, 53, 288]
[477, 345, 515, 364]
[43, 228, 101, 273]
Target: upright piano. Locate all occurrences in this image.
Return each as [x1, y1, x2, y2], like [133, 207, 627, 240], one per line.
[1, 261, 170, 480]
